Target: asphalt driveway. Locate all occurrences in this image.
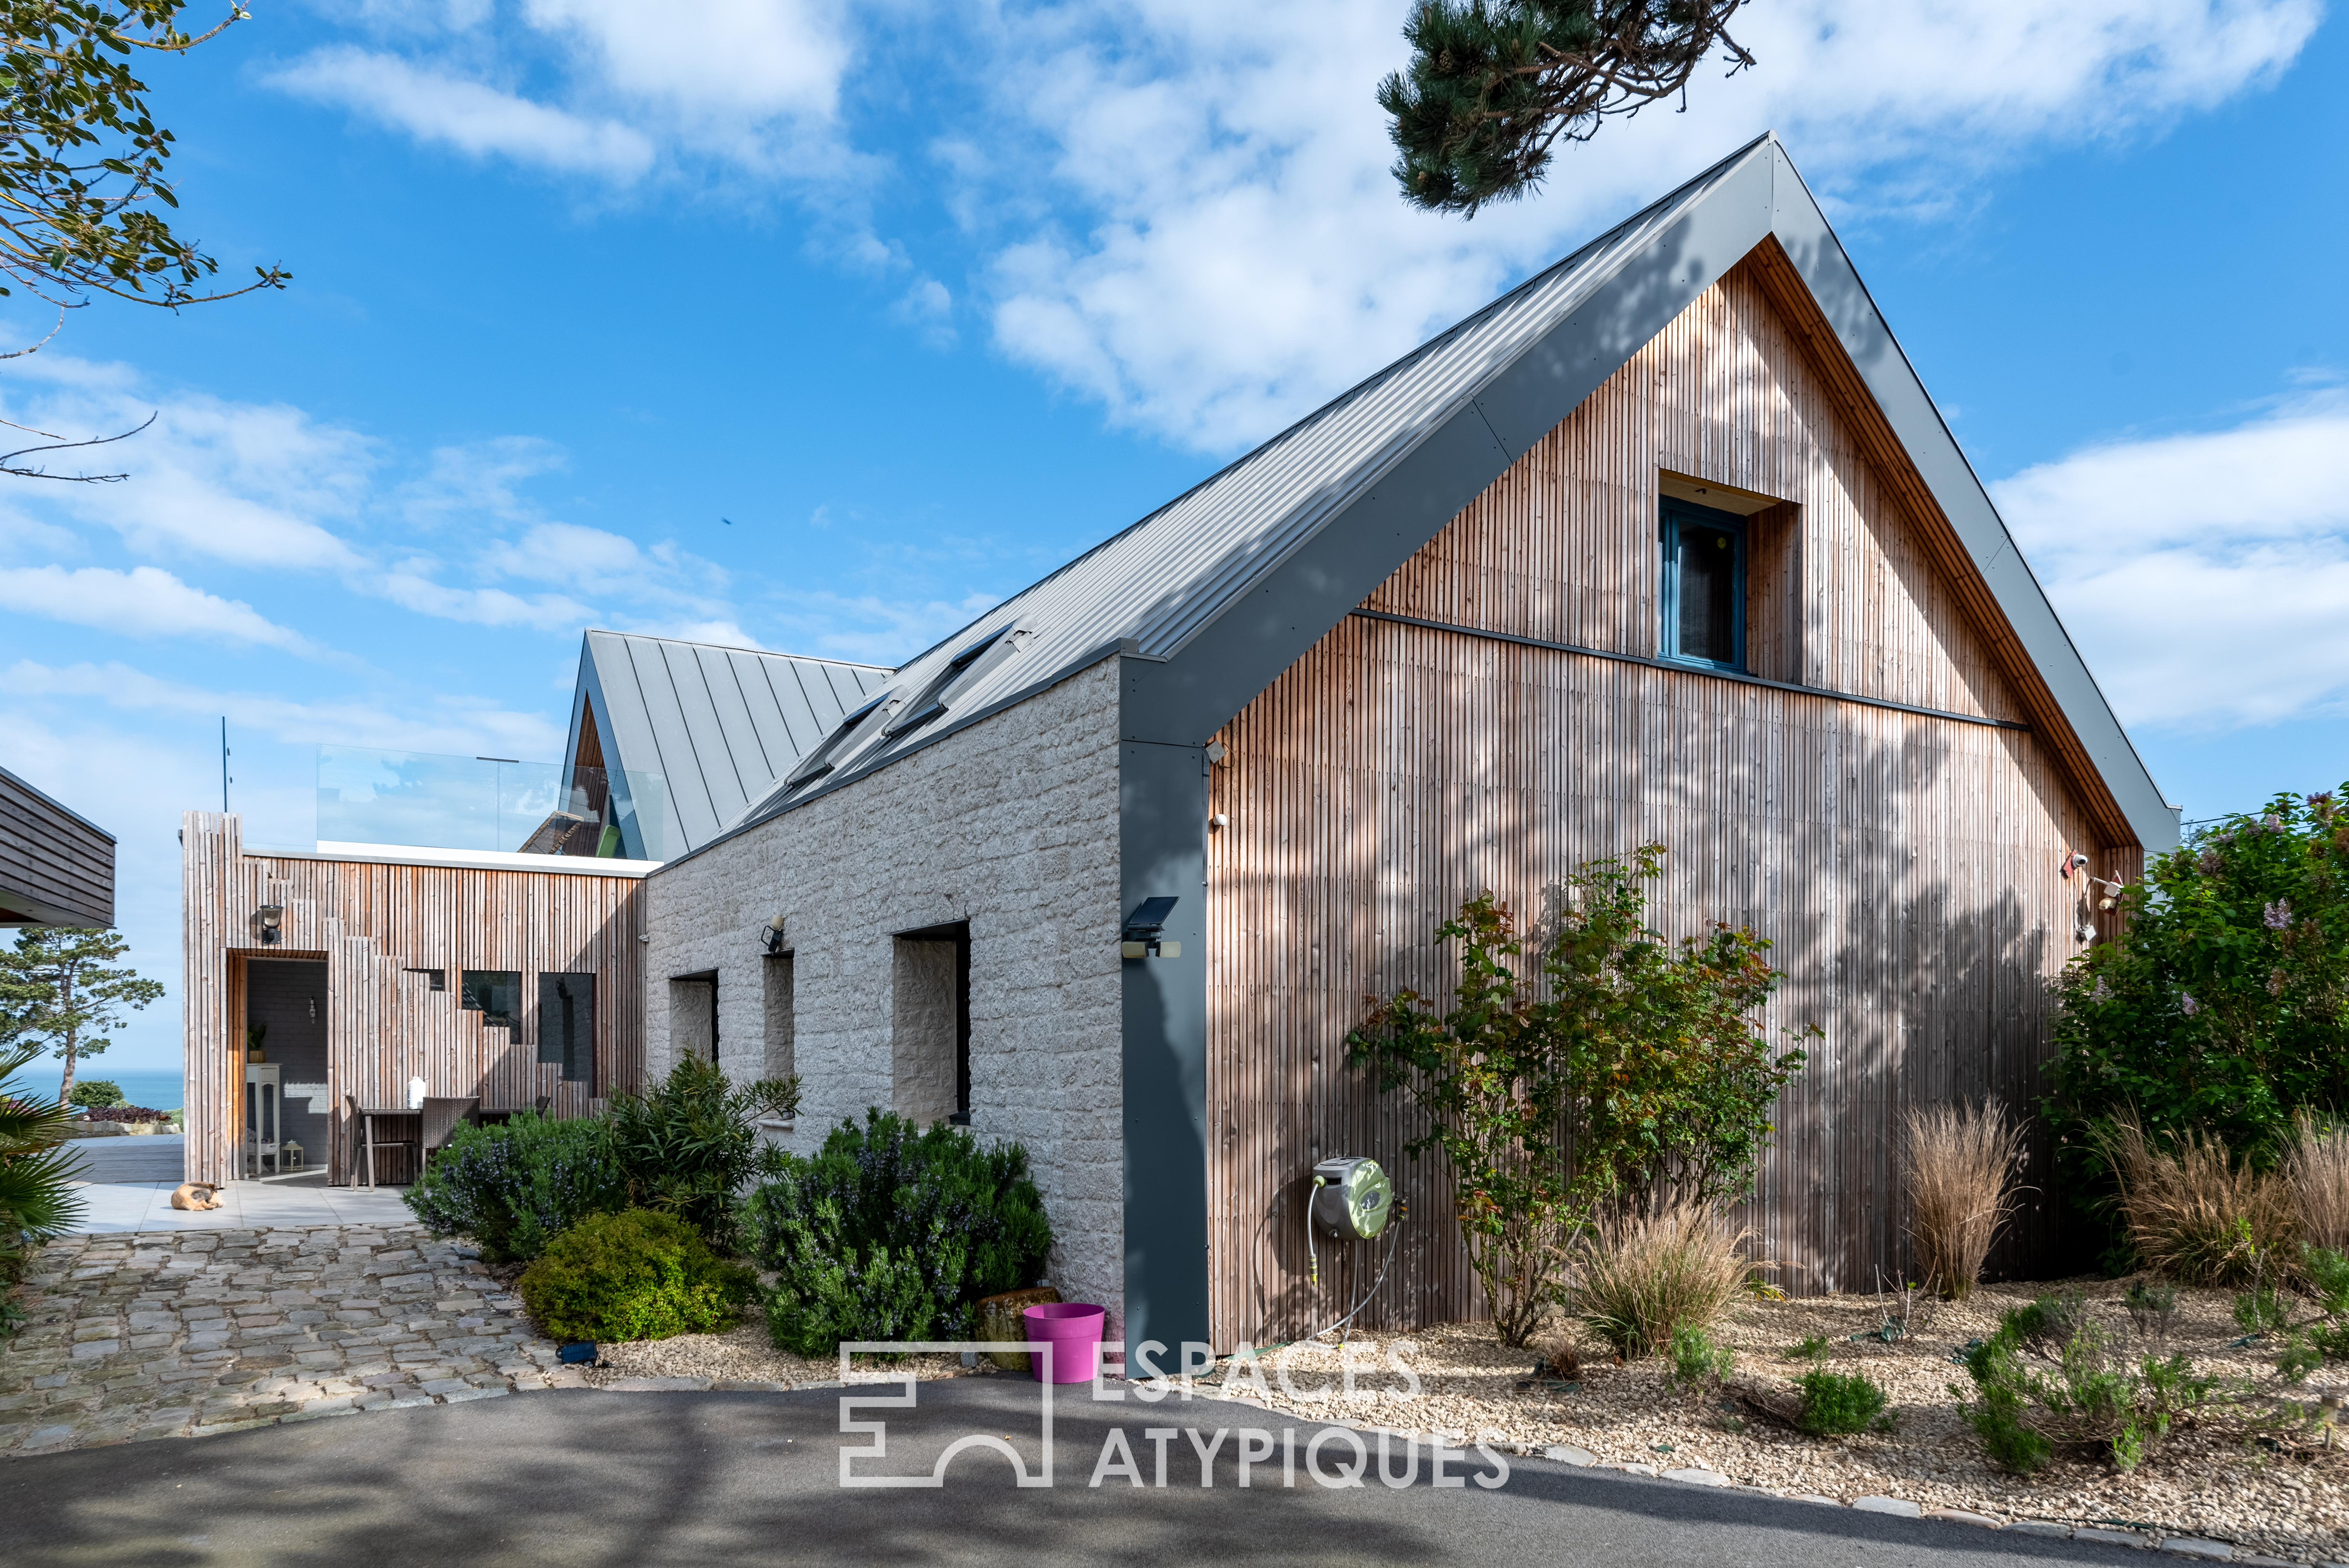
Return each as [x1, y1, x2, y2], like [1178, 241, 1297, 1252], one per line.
[0, 1380, 2202, 1567]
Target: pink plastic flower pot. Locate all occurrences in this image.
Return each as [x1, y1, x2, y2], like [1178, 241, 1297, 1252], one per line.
[1023, 1301, 1106, 1383]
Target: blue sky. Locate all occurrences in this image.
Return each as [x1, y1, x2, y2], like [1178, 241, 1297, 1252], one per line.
[4, 0, 2345, 1075]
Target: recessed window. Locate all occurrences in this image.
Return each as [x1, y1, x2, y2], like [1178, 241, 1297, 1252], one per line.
[460, 969, 521, 1028]
[762, 951, 795, 1084]
[893, 922, 970, 1126]
[1660, 498, 1745, 670]
[668, 973, 718, 1063]
[537, 973, 595, 1083]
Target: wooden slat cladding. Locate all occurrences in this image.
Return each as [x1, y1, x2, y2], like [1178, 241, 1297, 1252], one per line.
[179, 813, 646, 1185]
[0, 766, 114, 928]
[1204, 266, 2135, 1344]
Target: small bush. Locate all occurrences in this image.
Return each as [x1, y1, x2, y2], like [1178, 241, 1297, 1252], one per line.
[2304, 1246, 2349, 1317]
[83, 1105, 167, 1123]
[2277, 1333, 2325, 1384]
[1574, 1202, 1752, 1358]
[1783, 1335, 1830, 1362]
[66, 1080, 125, 1109]
[2287, 1115, 2349, 1252]
[1900, 1098, 2023, 1300]
[1668, 1325, 1733, 1390]
[1795, 1369, 1891, 1436]
[2122, 1280, 2178, 1347]
[2233, 1282, 2288, 1336]
[2097, 1112, 2297, 1286]
[404, 1111, 627, 1264]
[607, 1055, 799, 1247]
[746, 1110, 1053, 1358]
[1957, 1298, 2242, 1473]
[517, 1208, 753, 1343]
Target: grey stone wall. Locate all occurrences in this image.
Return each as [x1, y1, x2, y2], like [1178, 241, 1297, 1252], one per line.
[890, 937, 959, 1125]
[641, 658, 1126, 1335]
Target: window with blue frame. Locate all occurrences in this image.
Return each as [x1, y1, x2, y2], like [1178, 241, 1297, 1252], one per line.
[1660, 498, 1746, 670]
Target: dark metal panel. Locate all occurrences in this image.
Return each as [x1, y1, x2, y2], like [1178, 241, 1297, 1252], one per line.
[1119, 718, 1211, 1352]
[1763, 147, 2179, 852]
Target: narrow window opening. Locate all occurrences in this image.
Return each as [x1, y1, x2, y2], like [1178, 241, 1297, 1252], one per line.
[892, 922, 970, 1126]
[762, 951, 796, 1089]
[1660, 497, 1746, 670]
[537, 973, 596, 1084]
[668, 971, 718, 1065]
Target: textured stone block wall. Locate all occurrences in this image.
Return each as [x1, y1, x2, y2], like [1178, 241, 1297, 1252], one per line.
[643, 658, 1126, 1333]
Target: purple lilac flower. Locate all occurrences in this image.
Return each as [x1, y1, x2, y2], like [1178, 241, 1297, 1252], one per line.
[2263, 813, 2285, 832]
[2199, 849, 2223, 875]
[2092, 977, 2111, 1002]
[2181, 992, 2201, 1016]
[2265, 899, 2293, 930]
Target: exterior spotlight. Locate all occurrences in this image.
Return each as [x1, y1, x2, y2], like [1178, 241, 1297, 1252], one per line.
[251, 904, 284, 945]
[760, 913, 787, 955]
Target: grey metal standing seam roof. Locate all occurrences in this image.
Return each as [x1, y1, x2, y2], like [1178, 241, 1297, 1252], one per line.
[563, 630, 894, 854]
[709, 132, 2176, 854]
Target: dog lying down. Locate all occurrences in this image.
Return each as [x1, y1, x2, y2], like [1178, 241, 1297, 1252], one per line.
[170, 1182, 223, 1211]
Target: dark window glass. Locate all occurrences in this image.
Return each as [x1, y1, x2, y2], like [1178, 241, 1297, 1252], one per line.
[459, 969, 521, 1027]
[537, 973, 595, 1083]
[1661, 501, 1745, 669]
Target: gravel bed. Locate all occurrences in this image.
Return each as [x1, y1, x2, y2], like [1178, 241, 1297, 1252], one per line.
[1219, 1281, 2348, 1563]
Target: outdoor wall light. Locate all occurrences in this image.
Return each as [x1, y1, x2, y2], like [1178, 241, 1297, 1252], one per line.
[760, 913, 787, 955]
[251, 905, 284, 946]
[1121, 896, 1180, 960]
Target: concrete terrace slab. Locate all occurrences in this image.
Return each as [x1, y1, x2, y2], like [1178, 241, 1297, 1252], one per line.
[65, 1174, 417, 1234]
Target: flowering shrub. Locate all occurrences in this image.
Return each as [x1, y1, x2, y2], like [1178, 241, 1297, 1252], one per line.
[2044, 787, 2349, 1263]
[83, 1105, 168, 1123]
[746, 1110, 1052, 1358]
[404, 1111, 628, 1263]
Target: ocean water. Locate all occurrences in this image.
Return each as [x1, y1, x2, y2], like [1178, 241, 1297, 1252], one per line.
[69, 1070, 186, 1112]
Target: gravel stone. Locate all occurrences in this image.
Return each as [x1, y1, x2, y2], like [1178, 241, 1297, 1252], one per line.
[1853, 1497, 1922, 1517]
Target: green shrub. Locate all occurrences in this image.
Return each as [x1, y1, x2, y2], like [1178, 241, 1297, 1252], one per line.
[2123, 1280, 2179, 1347]
[1668, 1325, 1733, 1390]
[1957, 1299, 2240, 1473]
[1783, 1335, 1830, 1362]
[2042, 787, 2349, 1264]
[608, 1056, 799, 1246]
[2234, 1281, 2289, 1336]
[404, 1111, 627, 1264]
[745, 1110, 1052, 1358]
[2304, 1246, 2349, 1316]
[1795, 1369, 1891, 1436]
[1346, 848, 1811, 1347]
[65, 1080, 124, 1109]
[517, 1208, 753, 1343]
[2008, 1289, 2090, 1359]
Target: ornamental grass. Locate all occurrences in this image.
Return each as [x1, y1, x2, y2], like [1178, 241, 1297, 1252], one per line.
[1572, 1201, 1752, 1359]
[1900, 1097, 2025, 1300]
[2096, 1110, 2297, 1286]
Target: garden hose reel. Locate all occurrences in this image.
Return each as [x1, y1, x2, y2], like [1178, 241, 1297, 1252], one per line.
[1311, 1156, 1394, 1242]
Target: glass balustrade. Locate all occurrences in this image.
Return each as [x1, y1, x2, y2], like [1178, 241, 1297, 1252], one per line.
[314, 745, 674, 862]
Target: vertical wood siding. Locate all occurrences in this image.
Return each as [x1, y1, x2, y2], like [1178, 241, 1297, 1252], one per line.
[1203, 260, 2140, 1344]
[179, 813, 646, 1185]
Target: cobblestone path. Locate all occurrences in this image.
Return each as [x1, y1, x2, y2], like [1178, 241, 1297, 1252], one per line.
[0, 1226, 586, 1455]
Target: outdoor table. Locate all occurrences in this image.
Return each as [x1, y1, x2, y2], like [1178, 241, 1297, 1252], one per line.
[354, 1107, 422, 1188]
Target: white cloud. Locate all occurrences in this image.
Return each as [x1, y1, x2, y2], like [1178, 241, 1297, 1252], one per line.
[1994, 392, 2349, 731]
[382, 559, 594, 631]
[974, 0, 2322, 450]
[520, 0, 850, 128]
[4, 658, 566, 758]
[270, 45, 659, 181]
[764, 588, 998, 667]
[0, 358, 371, 569]
[0, 565, 310, 650]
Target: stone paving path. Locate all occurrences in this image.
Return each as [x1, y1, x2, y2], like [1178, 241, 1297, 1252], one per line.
[0, 1225, 588, 1455]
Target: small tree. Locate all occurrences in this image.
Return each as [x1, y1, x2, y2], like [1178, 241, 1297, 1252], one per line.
[605, 1054, 801, 1247]
[1348, 844, 1808, 1346]
[1348, 893, 1584, 1346]
[1551, 846, 1811, 1215]
[0, 927, 163, 1104]
[2043, 786, 2349, 1258]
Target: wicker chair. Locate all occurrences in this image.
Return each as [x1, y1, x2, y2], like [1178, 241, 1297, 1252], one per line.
[346, 1093, 420, 1190]
[419, 1097, 481, 1165]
